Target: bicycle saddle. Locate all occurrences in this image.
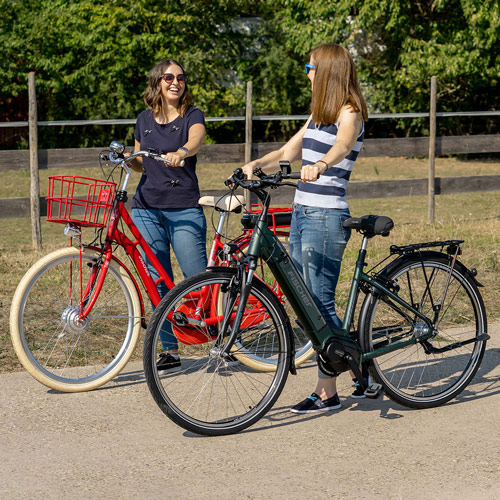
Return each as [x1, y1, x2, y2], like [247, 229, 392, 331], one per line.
[198, 193, 245, 212]
[343, 215, 394, 237]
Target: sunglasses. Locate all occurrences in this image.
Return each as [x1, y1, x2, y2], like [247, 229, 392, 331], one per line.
[162, 73, 187, 84]
[305, 63, 316, 75]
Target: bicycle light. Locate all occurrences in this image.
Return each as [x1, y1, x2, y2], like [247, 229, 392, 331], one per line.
[279, 160, 291, 175]
[109, 140, 125, 154]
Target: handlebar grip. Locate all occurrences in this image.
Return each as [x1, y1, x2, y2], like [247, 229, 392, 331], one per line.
[158, 155, 184, 167]
[288, 172, 301, 180]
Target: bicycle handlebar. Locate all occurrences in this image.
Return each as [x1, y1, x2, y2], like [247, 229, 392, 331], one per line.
[107, 145, 185, 167]
[225, 167, 299, 191]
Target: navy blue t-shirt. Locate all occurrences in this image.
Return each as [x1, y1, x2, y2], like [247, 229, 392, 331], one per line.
[132, 107, 205, 209]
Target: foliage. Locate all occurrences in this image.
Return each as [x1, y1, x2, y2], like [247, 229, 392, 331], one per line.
[0, 0, 498, 147]
[353, 0, 500, 134]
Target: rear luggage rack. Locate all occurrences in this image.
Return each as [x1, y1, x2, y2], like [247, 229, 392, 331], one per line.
[390, 240, 464, 255]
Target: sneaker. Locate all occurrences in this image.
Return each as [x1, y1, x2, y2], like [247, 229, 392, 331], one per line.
[156, 353, 181, 374]
[351, 377, 370, 399]
[351, 379, 365, 398]
[290, 393, 341, 414]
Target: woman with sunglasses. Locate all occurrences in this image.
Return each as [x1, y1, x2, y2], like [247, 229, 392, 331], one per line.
[242, 43, 369, 414]
[128, 58, 207, 374]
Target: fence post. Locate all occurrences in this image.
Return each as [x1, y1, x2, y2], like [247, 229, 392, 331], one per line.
[428, 76, 437, 223]
[244, 81, 254, 208]
[28, 72, 42, 249]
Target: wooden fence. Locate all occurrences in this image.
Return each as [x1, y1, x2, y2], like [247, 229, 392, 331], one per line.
[1, 74, 500, 248]
[2, 134, 500, 215]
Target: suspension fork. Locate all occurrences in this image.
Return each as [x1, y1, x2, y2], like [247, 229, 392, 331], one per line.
[219, 262, 255, 356]
[217, 188, 271, 354]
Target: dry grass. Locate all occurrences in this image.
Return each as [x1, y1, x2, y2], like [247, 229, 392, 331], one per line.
[3, 156, 500, 198]
[1, 156, 500, 373]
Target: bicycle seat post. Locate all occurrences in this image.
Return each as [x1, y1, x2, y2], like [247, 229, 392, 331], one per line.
[342, 235, 370, 331]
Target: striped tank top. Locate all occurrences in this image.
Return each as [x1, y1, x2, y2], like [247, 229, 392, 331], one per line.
[294, 119, 364, 209]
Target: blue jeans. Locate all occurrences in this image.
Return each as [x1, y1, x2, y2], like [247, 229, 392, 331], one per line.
[132, 207, 207, 350]
[289, 204, 351, 379]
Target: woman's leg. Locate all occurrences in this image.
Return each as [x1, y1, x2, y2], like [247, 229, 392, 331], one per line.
[289, 204, 351, 400]
[132, 208, 177, 352]
[151, 207, 207, 354]
[290, 204, 351, 327]
[165, 207, 208, 277]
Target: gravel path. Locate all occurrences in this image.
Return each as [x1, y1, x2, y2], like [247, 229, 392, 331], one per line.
[2, 325, 500, 500]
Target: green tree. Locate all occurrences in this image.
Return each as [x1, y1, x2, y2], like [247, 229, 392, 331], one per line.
[271, 0, 499, 132]
[1, 0, 498, 146]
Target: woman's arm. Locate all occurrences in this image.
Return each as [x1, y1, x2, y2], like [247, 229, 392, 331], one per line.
[163, 123, 206, 167]
[300, 107, 362, 183]
[242, 116, 312, 179]
[127, 139, 143, 173]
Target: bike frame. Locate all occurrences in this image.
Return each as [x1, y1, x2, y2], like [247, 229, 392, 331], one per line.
[75, 160, 293, 322]
[243, 195, 436, 365]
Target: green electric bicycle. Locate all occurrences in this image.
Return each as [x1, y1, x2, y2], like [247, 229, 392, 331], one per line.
[143, 163, 488, 436]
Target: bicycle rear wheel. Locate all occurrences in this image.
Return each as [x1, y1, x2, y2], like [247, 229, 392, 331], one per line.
[10, 247, 142, 392]
[360, 253, 487, 408]
[143, 269, 292, 436]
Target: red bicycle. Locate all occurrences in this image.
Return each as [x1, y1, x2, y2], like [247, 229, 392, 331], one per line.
[10, 141, 313, 392]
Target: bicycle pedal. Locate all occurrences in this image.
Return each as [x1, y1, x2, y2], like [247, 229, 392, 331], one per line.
[364, 383, 383, 399]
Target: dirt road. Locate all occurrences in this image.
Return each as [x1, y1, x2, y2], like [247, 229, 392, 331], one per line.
[2, 326, 500, 500]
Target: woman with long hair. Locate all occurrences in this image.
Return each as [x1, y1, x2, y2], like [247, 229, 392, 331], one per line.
[242, 43, 368, 413]
[128, 58, 207, 374]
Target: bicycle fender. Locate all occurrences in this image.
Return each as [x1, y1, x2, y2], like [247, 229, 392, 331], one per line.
[378, 250, 484, 288]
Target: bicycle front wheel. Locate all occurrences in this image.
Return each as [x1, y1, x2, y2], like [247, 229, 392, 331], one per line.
[221, 239, 314, 371]
[10, 247, 142, 392]
[360, 253, 487, 408]
[143, 269, 292, 436]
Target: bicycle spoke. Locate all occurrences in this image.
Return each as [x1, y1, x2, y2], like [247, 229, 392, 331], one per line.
[11, 248, 141, 390]
[363, 255, 486, 408]
[143, 270, 291, 435]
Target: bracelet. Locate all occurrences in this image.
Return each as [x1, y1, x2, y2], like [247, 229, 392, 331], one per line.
[178, 146, 189, 156]
[317, 160, 329, 169]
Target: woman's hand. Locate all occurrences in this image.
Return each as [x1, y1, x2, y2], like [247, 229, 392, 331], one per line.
[241, 162, 256, 180]
[124, 145, 143, 173]
[161, 150, 187, 167]
[300, 161, 328, 183]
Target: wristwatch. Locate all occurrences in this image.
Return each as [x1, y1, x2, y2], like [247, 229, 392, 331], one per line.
[178, 146, 189, 156]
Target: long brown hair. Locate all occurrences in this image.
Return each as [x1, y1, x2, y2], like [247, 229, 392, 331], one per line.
[143, 58, 194, 117]
[310, 44, 368, 126]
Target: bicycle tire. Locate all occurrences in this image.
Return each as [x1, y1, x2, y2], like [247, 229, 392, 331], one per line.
[143, 268, 292, 436]
[220, 239, 314, 371]
[359, 252, 487, 408]
[10, 247, 142, 392]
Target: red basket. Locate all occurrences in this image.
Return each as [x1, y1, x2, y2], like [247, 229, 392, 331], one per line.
[47, 176, 117, 227]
